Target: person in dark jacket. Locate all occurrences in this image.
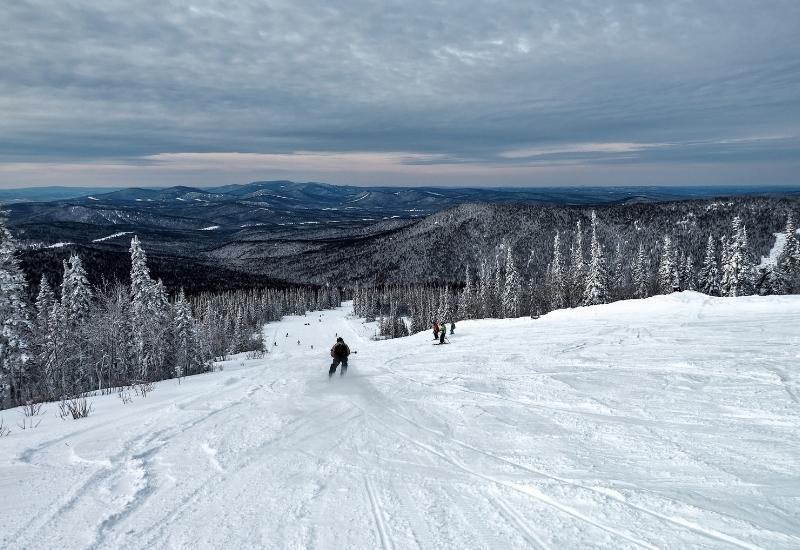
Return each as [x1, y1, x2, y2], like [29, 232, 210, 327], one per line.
[432, 321, 440, 340]
[329, 337, 351, 378]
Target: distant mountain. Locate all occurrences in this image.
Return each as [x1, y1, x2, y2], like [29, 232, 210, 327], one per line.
[0, 186, 124, 203]
[6, 180, 800, 292]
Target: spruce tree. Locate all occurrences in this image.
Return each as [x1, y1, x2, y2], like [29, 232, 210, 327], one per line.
[502, 246, 522, 317]
[549, 232, 567, 309]
[569, 220, 586, 306]
[658, 236, 675, 294]
[129, 236, 156, 379]
[699, 234, 720, 296]
[0, 221, 31, 406]
[777, 213, 800, 292]
[632, 242, 649, 299]
[457, 266, 475, 320]
[721, 216, 754, 297]
[583, 211, 609, 306]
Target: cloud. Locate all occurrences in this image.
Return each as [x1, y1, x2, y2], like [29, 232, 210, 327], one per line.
[0, 1, 798, 186]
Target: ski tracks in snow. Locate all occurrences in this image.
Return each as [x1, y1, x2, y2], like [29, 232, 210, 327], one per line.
[4, 298, 800, 549]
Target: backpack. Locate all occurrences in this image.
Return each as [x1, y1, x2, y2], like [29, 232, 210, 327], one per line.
[331, 342, 349, 358]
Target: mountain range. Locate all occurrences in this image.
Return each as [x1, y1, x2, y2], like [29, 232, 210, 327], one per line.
[5, 180, 800, 292]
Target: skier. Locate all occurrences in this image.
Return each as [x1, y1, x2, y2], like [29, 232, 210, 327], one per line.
[432, 321, 439, 340]
[329, 337, 351, 378]
[439, 321, 447, 344]
[450, 321, 455, 335]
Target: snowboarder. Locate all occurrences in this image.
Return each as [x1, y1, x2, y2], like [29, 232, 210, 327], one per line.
[329, 337, 351, 378]
[439, 321, 447, 344]
[432, 321, 439, 340]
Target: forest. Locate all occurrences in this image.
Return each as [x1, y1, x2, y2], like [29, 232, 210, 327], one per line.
[1, 198, 799, 409]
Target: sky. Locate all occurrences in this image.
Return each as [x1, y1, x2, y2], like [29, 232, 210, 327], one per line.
[1, 1, 799, 188]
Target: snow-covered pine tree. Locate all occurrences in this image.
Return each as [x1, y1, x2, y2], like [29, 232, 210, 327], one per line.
[569, 220, 586, 306]
[683, 254, 697, 292]
[491, 247, 504, 317]
[609, 240, 624, 299]
[478, 260, 491, 318]
[549, 231, 567, 309]
[658, 236, 676, 294]
[777, 213, 800, 292]
[30, 275, 56, 398]
[721, 216, 754, 297]
[632, 242, 649, 298]
[583, 211, 609, 306]
[129, 236, 157, 379]
[58, 253, 95, 393]
[0, 221, 31, 406]
[63, 255, 93, 325]
[719, 235, 731, 296]
[502, 246, 522, 317]
[672, 249, 684, 292]
[699, 234, 720, 296]
[457, 266, 475, 320]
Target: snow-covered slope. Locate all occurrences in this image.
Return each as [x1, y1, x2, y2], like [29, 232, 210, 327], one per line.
[760, 228, 800, 267]
[1, 293, 799, 549]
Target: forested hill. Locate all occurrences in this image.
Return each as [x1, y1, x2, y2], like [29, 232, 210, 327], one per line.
[11, 193, 800, 293]
[207, 196, 800, 287]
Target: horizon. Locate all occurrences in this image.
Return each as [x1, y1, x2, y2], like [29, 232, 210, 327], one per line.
[2, 2, 799, 188]
[2, 180, 800, 194]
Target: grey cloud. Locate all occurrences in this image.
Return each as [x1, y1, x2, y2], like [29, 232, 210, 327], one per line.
[0, 0, 799, 185]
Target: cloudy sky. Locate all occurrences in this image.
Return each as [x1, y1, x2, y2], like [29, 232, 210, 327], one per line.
[1, 1, 799, 188]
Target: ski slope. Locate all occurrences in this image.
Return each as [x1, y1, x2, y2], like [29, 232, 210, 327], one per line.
[1, 292, 799, 549]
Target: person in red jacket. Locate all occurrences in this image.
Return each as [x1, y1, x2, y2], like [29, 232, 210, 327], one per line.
[432, 321, 440, 340]
[329, 337, 351, 378]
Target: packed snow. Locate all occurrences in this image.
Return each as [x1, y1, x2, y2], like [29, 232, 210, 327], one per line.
[1, 292, 799, 549]
[92, 231, 133, 243]
[45, 242, 73, 248]
[199, 225, 220, 231]
[760, 228, 800, 267]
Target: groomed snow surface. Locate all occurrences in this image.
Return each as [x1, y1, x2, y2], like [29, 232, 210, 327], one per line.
[2, 292, 799, 549]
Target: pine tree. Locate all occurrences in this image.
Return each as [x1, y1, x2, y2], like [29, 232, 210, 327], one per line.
[457, 266, 475, 320]
[583, 211, 609, 306]
[129, 236, 156, 379]
[699, 234, 720, 296]
[569, 220, 586, 306]
[658, 236, 676, 294]
[549, 232, 567, 309]
[632, 243, 649, 299]
[62, 255, 93, 325]
[502, 246, 522, 317]
[491, 248, 504, 317]
[683, 254, 697, 291]
[777, 213, 800, 292]
[609, 240, 624, 299]
[173, 289, 204, 378]
[0, 221, 31, 406]
[721, 216, 754, 297]
[35, 275, 55, 336]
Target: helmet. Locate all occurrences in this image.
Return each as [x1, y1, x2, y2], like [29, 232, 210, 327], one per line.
[336, 337, 344, 343]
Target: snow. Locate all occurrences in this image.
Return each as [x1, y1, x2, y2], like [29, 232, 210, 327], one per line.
[1, 292, 799, 549]
[46, 242, 73, 248]
[760, 228, 800, 267]
[92, 231, 133, 243]
[348, 193, 370, 203]
[87, 196, 99, 201]
[198, 225, 220, 231]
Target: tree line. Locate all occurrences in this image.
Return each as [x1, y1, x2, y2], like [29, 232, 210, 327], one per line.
[356, 212, 800, 338]
[0, 219, 343, 410]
